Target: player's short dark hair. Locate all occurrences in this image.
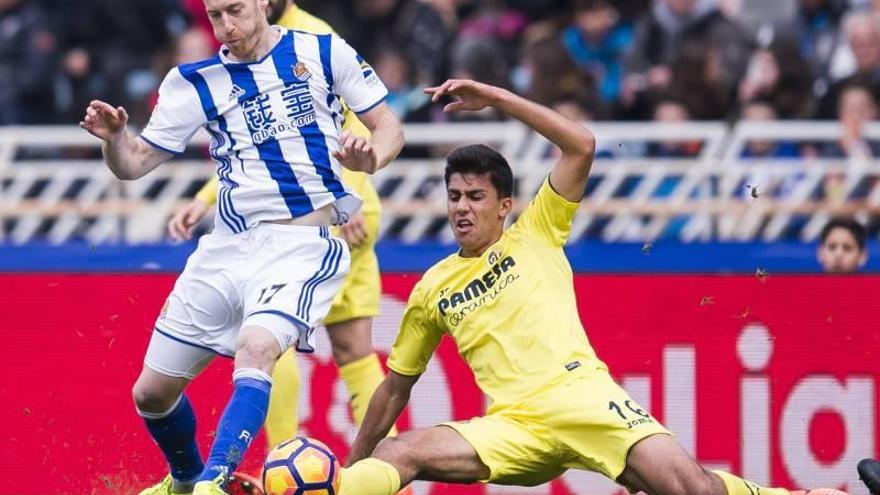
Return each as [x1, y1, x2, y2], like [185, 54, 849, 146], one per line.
[820, 217, 867, 250]
[444, 144, 514, 198]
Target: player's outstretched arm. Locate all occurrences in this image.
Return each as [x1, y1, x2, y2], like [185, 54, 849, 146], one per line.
[425, 80, 596, 202]
[334, 103, 404, 174]
[79, 100, 173, 180]
[346, 370, 419, 465]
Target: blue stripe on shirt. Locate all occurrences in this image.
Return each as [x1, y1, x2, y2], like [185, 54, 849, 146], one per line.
[273, 33, 345, 200]
[213, 116, 247, 232]
[225, 51, 313, 218]
[317, 34, 334, 89]
[180, 59, 247, 233]
[204, 126, 238, 232]
[203, 112, 245, 233]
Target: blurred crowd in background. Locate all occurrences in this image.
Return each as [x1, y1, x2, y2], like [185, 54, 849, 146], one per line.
[2, 0, 880, 158]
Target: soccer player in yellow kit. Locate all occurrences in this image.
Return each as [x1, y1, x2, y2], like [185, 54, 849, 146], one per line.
[167, 0, 395, 460]
[338, 79, 849, 495]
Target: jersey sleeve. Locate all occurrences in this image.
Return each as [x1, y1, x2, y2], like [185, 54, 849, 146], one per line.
[328, 35, 388, 114]
[386, 283, 444, 377]
[140, 68, 206, 154]
[511, 177, 581, 247]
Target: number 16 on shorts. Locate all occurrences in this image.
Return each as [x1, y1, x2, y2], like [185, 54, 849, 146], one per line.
[609, 400, 655, 430]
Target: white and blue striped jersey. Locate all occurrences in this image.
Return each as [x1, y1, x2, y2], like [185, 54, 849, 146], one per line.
[140, 27, 388, 234]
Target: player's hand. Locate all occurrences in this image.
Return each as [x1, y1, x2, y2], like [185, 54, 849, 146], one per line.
[338, 210, 368, 249]
[333, 131, 379, 173]
[424, 79, 504, 113]
[79, 100, 129, 141]
[168, 198, 210, 241]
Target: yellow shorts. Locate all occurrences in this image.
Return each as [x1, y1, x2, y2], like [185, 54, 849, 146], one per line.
[325, 212, 381, 325]
[444, 369, 671, 486]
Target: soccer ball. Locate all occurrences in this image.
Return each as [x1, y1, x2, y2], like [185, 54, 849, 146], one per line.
[262, 437, 341, 495]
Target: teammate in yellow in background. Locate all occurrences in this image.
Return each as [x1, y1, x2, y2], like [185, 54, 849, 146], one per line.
[337, 79, 850, 495]
[167, 0, 396, 479]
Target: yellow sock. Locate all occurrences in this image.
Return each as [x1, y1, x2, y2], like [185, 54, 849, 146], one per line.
[339, 458, 401, 495]
[339, 353, 398, 436]
[713, 470, 791, 495]
[266, 349, 300, 448]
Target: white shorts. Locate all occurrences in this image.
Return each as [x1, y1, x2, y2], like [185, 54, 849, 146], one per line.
[145, 224, 350, 379]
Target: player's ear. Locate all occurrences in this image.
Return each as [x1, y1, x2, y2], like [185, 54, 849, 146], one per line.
[499, 196, 513, 219]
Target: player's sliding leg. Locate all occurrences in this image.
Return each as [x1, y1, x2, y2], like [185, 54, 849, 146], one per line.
[265, 349, 301, 448]
[195, 326, 282, 494]
[134, 368, 204, 495]
[340, 426, 489, 495]
[327, 317, 398, 435]
[618, 434, 848, 495]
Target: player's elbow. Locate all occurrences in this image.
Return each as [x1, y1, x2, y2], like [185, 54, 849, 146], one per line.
[563, 128, 595, 170]
[573, 128, 596, 159]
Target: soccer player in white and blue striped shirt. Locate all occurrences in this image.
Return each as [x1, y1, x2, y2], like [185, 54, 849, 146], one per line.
[80, 0, 403, 493]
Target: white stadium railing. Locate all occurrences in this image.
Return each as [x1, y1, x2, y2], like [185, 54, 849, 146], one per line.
[1, 122, 879, 244]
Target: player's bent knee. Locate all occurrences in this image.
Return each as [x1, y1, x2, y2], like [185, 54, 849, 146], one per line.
[132, 378, 179, 413]
[235, 329, 283, 370]
[330, 341, 372, 366]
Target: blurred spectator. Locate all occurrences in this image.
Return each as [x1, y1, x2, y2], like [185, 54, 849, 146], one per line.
[0, 0, 57, 124]
[724, 0, 798, 38]
[561, 0, 634, 105]
[820, 10, 880, 116]
[739, 100, 801, 158]
[505, 0, 568, 19]
[817, 217, 868, 272]
[779, 0, 847, 83]
[737, 100, 803, 199]
[345, 0, 452, 87]
[622, 0, 752, 118]
[519, 27, 601, 115]
[821, 83, 880, 158]
[738, 39, 816, 118]
[182, 0, 221, 50]
[455, 0, 529, 66]
[665, 40, 732, 120]
[646, 97, 702, 157]
[58, 0, 186, 125]
[372, 44, 431, 122]
[450, 38, 511, 90]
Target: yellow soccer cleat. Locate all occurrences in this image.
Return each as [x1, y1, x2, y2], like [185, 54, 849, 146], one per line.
[137, 475, 193, 495]
[193, 474, 229, 495]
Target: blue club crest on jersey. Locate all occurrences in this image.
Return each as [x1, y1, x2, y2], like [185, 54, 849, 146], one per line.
[293, 62, 312, 82]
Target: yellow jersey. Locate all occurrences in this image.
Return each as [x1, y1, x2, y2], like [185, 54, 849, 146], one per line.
[387, 179, 606, 408]
[195, 4, 380, 216]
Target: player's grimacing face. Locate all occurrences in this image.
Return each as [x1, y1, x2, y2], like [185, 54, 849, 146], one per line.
[446, 173, 512, 256]
[204, 0, 269, 53]
[818, 227, 866, 273]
